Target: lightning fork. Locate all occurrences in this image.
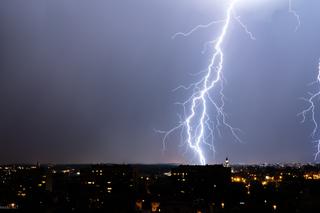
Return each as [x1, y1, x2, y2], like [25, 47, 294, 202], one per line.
[291, 0, 320, 161]
[299, 59, 320, 160]
[158, 0, 256, 165]
[288, 0, 301, 31]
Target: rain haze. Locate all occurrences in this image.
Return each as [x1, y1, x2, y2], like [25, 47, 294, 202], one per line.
[0, 0, 320, 164]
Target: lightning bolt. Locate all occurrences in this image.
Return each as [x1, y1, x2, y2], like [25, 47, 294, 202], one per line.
[292, 0, 320, 161]
[299, 59, 320, 161]
[288, 0, 301, 31]
[158, 0, 255, 165]
[158, 0, 308, 164]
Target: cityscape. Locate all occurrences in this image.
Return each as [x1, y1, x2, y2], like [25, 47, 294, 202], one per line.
[0, 161, 320, 212]
[1, 0, 320, 212]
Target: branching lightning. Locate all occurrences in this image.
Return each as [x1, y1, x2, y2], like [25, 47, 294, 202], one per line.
[291, 0, 320, 161]
[299, 59, 320, 160]
[158, 0, 317, 164]
[158, 0, 255, 165]
[172, 19, 226, 39]
[288, 0, 301, 31]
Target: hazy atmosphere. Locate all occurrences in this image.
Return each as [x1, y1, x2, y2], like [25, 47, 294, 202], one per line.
[1, 0, 320, 164]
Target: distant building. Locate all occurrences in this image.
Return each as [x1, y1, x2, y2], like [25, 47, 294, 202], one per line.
[171, 165, 231, 206]
[224, 157, 230, 168]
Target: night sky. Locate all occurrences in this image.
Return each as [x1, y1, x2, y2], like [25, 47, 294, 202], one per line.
[0, 0, 320, 164]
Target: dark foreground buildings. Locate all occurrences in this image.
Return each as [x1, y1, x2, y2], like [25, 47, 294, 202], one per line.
[0, 163, 320, 212]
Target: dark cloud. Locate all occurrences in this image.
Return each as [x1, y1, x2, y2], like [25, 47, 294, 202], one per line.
[0, 0, 319, 164]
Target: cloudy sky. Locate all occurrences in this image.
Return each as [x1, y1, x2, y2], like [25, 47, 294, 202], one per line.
[0, 0, 319, 164]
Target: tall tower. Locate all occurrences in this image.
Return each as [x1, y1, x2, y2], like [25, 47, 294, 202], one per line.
[224, 157, 229, 167]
